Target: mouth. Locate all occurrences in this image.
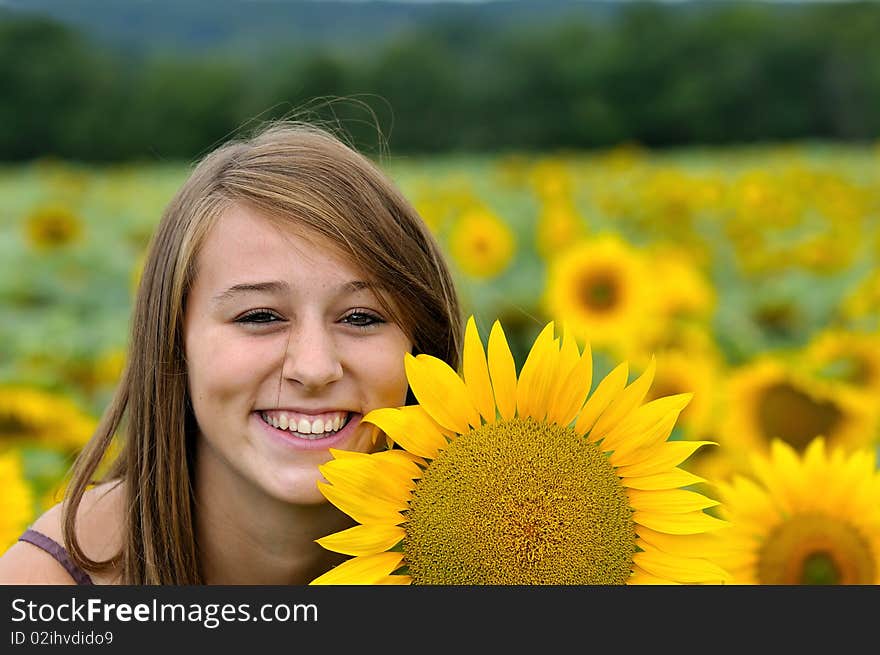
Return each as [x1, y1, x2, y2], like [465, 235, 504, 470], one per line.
[258, 409, 356, 442]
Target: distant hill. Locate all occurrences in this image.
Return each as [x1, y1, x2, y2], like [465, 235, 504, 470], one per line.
[0, 0, 668, 56]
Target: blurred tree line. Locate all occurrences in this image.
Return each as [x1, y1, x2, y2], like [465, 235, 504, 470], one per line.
[1, 1, 879, 161]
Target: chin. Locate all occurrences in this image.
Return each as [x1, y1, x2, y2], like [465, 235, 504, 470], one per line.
[266, 473, 331, 507]
[285, 491, 330, 507]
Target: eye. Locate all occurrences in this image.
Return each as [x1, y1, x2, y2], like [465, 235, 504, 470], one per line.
[341, 309, 385, 329]
[235, 309, 282, 324]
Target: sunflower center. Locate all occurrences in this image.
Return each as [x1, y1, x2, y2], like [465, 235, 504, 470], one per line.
[821, 355, 873, 387]
[29, 213, 80, 248]
[43, 220, 73, 242]
[403, 417, 635, 584]
[757, 513, 875, 584]
[756, 382, 842, 451]
[753, 303, 798, 338]
[471, 236, 489, 255]
[577, 270, 620, 312]
[0, 415, 32, 436]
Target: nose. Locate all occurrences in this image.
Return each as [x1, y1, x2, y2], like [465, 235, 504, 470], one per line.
[281, 321, 344, 390]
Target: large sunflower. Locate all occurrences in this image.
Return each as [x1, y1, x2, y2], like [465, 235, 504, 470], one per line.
[712, 437, 880, 584]
[310, 317, 729, 585]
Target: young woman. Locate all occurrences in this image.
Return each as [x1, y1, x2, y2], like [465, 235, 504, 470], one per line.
[0, 121, 463, 584]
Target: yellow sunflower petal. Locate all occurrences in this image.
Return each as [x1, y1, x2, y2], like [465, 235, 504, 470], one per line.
[607, 412, 681, 467]
[327, 447, 424, 471]
[374, 575, 412, 585]
[549, 341, 594, 427]
[544, 323, 582, 424]
[716, 477, 779, 527]
[370, 447, 427, 474]
[634, 545, 731, 583]
[590, 357, 657, 441]
[633, 509, 729, 535]
[628, 566, 681, 585]
[328, 446, 424, 482]
[749, 452, 797, 517]
[319, 455, 415, 505]
[309, 552, 405, 585]
[620, 467, 706, 490]
[315, 524, 405, 557]
[563, 322, 581, 357]
[636, 526, 737, 559]
[463, 316, 497, 424]
[516, 322, 557, 421]
[554, 323, 581, 386]
[615, 440, 715, 477]
[599, 393, 692, 453]
[316, 481, 408, 526]
[363, 407, 448, 460]
[405, 353, 480, 433]
[574, 361, 629, 437]
[487, 320, 518, 420]
[628, 488, 720, 513]
[803, 436, 827, 476]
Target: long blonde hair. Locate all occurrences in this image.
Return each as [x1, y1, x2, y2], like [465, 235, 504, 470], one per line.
[63, 121, 463, 584]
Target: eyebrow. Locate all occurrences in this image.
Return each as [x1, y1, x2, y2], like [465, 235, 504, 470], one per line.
[211, 280, 376, 304]
[212, 281, 289, 303]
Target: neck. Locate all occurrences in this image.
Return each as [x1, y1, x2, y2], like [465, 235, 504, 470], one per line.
[194, 449, 352, 585]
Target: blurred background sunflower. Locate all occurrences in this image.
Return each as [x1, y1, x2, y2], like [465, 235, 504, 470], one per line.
[0, 451, 34, 553]
[24, 204, 83, 251]
[712, 438, 880, 585]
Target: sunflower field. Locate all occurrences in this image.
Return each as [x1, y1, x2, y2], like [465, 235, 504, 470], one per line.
[2, 141, 880, 583]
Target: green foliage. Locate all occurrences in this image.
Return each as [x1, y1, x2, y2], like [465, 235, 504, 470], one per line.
[2, 2, 880, 161]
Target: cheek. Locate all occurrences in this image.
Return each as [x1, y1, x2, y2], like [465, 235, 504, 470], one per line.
[187, 329, 283, 409]
[356, 341, 411, 408]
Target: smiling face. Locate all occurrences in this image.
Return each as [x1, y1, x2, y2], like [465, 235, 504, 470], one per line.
[183, 203, 413, 505]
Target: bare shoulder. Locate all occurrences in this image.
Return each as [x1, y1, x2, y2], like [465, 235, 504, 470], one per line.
[0, 534, 78, 585]
[0, 480, 126, 585]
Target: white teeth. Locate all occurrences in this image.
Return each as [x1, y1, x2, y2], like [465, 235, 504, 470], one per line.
[261, 411, 350, 439]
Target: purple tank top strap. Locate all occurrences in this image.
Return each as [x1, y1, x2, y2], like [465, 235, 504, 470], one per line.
[18, 529, 94, 585]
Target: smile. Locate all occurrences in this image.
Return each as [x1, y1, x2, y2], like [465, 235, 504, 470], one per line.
[259, 410, 352, 440]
